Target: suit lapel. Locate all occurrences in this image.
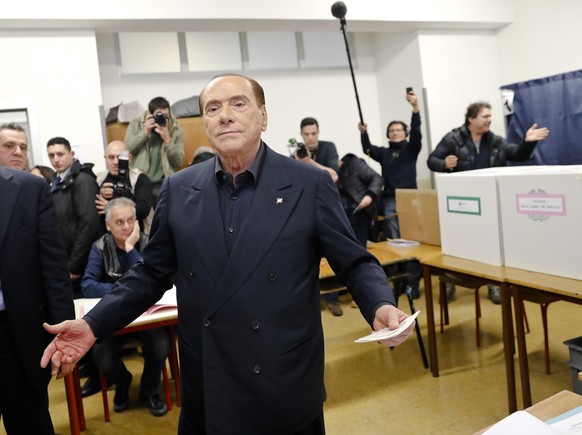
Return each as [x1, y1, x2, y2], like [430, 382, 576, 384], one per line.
[0, 168, 20, 250]
[206, 148, 303, 316]
[180, 163, 229, 287]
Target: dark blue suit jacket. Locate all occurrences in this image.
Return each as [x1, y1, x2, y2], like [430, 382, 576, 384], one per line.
[85, 144, 395, 433]
[0, 167, 74, 388]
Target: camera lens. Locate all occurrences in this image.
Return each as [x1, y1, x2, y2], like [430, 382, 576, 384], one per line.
[154, 112, 167, 127]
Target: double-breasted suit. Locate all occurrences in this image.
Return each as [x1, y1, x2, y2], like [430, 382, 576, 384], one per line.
[85, 144, 395, 434]
[0, 167, 74, 433]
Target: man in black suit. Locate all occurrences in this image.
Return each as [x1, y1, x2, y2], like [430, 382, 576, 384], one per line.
[42, 74, 414, 434]
[0, 167, 74, 434]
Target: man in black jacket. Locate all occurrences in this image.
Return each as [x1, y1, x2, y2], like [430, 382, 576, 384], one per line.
[427, 101, 549, 303]
[47, 136, 101, 299]
[359, 91, 423, 298]
[427, 101, 549, 173]
[0, 167, 74, 434]
[337, 154, 383, 247]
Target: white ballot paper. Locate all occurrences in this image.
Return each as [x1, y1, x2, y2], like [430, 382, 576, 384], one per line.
[355, 311, 420, 343]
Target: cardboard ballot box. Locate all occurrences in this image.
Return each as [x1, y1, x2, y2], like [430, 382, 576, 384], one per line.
[434, 166, 540, 266]
[498, 165, 582, 280]
[395, 189, 441, 246]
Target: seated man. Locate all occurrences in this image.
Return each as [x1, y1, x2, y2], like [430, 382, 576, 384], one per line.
[81, 197, 170, 417]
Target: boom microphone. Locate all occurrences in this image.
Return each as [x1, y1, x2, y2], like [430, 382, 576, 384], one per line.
[331, 1, 347, 20]
[331, 1, 364, 124]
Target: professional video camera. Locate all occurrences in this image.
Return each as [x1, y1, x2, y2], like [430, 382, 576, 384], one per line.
[113, 150, 133, 199]
[288, 138, 308, 158]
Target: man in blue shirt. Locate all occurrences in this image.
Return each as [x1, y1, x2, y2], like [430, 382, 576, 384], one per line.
[81, 197, 169, 416]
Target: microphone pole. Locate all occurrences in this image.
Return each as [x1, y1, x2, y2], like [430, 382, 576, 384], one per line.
[331, 1, 364, 124]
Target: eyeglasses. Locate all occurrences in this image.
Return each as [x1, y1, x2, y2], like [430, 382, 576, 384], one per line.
[388, 128, 404, 133]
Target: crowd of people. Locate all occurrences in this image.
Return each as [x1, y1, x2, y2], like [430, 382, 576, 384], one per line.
[0, 74, 550, 434]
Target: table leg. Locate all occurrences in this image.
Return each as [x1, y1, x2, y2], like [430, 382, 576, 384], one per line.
[500, 282, 517, 413]
[512, 285, 532, 408]
[423, 264, 438, 377]
[64, 371, 81, 435]
[168, 327, 181, 407]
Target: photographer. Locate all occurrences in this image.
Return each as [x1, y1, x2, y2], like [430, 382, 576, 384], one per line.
[96, 140, 154, 235]
[295, 117, 339, 183]
[124, 96, 184, 202]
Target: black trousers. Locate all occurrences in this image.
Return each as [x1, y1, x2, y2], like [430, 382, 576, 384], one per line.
[92, 328, 170, 396]
[0, 311, 55, 434]
[178, 411, 325, 435]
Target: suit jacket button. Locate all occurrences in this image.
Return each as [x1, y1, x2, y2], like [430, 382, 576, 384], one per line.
[253, 364, 261, 374]
[202, 319, 211, 327]
[189, 268, 195, 277]
[251, 320, 260, 331]
[268, 272, 278, 283]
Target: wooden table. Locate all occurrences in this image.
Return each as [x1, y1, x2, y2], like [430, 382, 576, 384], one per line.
[64, 297, 179, 435]
[473, 390, 582, 434]
[505, 267, 582, 408]
[419, 253, 517, 413]
[319, 241, 433, 368]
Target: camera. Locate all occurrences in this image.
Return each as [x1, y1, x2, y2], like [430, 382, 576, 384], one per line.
[113, 150, 133, 199]
[296, 143, 308, 158]
[288, 138, 308, 158]
[153, 112, 168, 127]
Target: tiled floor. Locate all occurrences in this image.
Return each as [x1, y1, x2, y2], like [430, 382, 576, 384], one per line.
[34, 277, 581, 435]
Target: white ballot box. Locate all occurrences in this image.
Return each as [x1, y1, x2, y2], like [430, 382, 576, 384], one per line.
[498, 165, 582, 280]
[435, 166, 540, 266]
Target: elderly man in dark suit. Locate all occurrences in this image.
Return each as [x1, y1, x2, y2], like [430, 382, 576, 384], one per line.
[42, 74, 414, 434]
[0, 166, 74, 434]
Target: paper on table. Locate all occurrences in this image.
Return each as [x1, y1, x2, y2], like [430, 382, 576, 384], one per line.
[547, 405, 582, 433]
[387, 238, 420, 248]
[141, 288, 178, 316]
[355, 311, 420, 343]
[482, 411, 559, 434]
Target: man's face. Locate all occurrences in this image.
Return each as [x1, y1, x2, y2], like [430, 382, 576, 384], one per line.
[105, 205, 136, 245]
[104, 141, 129, 177]
[0, 129, 28, 170]
[468, 107, 492, 135]
[201, 76, 267, 158]
[47, 144, 75, 173]
[300, 125, 319, 151]
[387, 123, 407, 142]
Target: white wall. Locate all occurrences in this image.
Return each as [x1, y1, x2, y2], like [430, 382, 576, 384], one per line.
[497, 0, 582, 85]
[2, 0, 513, 31]
[0, 31, 105, 170]
[97, 33, 383, 160]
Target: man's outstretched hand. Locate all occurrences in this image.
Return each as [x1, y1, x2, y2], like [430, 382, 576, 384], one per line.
[41, 319, 97, 378]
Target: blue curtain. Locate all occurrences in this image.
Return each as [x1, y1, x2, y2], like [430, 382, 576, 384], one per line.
[500, 69, 582, 165]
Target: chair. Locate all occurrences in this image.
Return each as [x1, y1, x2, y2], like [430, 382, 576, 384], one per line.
[437, 273, 533, 350]
[514, 289, 559, 374]
[96, 326, 181, 422]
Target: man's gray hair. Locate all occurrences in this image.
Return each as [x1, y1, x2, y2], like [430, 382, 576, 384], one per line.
[0, 122, 26, 134]
[105, 197, 136, 222]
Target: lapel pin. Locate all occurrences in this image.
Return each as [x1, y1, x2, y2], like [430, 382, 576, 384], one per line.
[276, 198, 284, 204]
